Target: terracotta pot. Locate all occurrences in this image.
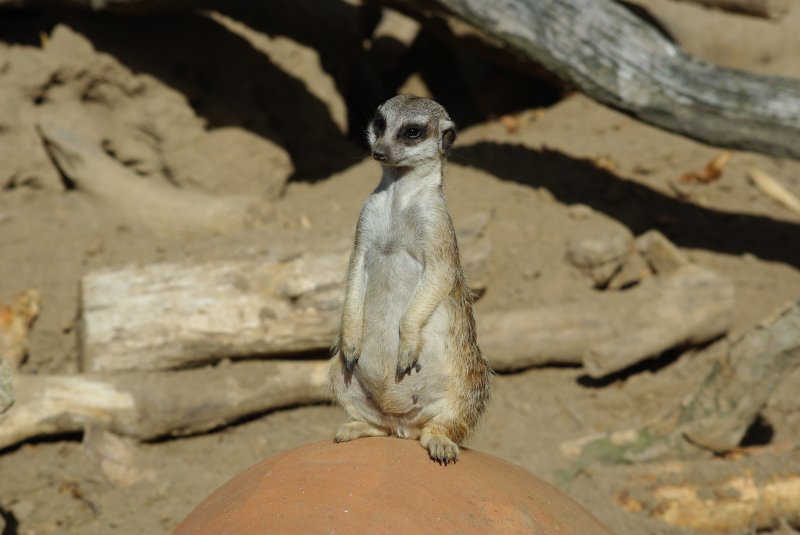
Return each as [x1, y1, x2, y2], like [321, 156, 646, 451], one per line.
[174, 437, 615, 535]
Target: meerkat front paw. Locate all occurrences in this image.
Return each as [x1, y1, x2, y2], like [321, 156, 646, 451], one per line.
[425, 435, 460, 465]
[339, 330, 363, 374]
[396, 331, 423, 380]
[334, 420, 388, 443]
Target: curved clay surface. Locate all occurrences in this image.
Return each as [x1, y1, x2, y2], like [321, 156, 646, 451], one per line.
[173, 438, 615, 535]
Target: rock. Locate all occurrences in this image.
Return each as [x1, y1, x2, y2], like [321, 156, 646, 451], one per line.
[607, 250, 652, 290]
[567, 204, 594, 220]
[83, 427, 154, 487]
[173, 439, 615, 535]
[567, 225, 633, 287]
[636, 230, 689, 275]
[164, 127, 292, 199]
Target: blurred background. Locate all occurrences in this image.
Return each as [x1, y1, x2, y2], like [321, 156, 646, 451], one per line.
[1, 1, 799, 533]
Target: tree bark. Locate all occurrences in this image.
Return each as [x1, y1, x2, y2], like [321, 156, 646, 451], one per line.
[378, 0, 800, 160]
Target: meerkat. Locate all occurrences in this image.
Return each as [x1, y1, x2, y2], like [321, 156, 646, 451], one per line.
[328, 95, 491, 464]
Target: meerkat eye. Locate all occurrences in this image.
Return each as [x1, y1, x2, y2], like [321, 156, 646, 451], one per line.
[372, 114, 386, 135]
[403, 126, 423, 139]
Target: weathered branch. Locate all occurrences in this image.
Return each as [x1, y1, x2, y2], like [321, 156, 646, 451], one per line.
[484, 264, 734, 376]
[561, 299, 800, 463]
[0, 360, 330, 450]
[5, 0, 798, 159]
[378, 0, 800, 160]
[81, 233, 491, 373]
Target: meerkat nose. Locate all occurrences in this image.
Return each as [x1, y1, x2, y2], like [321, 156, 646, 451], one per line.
[372, 150, 387, 162]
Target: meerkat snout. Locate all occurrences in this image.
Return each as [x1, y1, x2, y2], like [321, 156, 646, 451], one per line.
[367, 95, 457, 167]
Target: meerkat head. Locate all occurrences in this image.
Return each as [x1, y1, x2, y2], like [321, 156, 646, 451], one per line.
[367, 95, 456, 168]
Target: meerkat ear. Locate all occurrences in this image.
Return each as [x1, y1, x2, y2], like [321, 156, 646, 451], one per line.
[439, 120, 456, 154]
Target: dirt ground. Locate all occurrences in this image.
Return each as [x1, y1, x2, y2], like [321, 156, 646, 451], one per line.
[1, 1, 799, 534]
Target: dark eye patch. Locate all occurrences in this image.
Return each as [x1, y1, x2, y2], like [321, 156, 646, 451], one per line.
[372, 113, 386, 136]
[398, 124, 428, 143]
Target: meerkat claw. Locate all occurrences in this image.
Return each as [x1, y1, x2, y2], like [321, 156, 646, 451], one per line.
[425, 434, 460, 465]
[395, 365, 408, 382]
[343, 356, 358, 375]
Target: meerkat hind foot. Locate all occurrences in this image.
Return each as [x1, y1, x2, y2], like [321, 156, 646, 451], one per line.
[422, 434, 459, 465]
[334, 420, 388, 443]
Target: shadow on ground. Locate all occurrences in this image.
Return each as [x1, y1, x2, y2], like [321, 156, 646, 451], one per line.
[454, 142, 800, 267]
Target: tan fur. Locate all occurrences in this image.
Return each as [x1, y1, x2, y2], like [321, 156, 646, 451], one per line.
[328, 96, 492, 464]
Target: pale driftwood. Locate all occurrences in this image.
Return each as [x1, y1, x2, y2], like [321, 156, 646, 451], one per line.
[680, 300, 800, 452]
[379, 0, 800, 161]
[749, 169, 800, 216]
[673, 0, 791, 19]
[38, 123, 271, 234]
[561, 299, 800, 463]
[482, 265, 734, 376]
[614, 450, 800, 532]
[81, 235, 490, 373]
[0, 360, 329, 450]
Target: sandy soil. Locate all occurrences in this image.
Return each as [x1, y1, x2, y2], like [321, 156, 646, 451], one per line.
[1, 1, 799, 534]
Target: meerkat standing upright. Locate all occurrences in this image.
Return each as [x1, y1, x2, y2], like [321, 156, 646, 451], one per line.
[328, 95, 491, 464]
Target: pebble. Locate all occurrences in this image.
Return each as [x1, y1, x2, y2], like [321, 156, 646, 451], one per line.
[567, 204, 594, 220]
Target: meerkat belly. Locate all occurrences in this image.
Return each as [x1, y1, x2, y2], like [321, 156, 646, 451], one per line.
[357, 243, 452, 425]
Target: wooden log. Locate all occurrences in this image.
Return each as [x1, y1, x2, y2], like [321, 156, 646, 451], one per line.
[482, 264, 734, 376]
[377, 0, 800, 161]
[614, 450, 800, 532]
[81, 234, 491, 373]
[0, 360, 330, 450]
[671, 0, 791, 20]
[561, 299, 800, 463]
[0, 0, 796, 157]
[38, 122, 272, 235]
